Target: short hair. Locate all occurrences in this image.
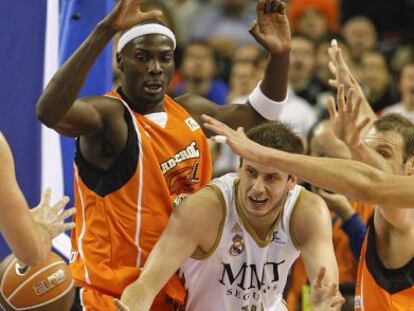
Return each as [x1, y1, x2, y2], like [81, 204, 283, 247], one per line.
[246, 121, 304, 155]
[373, 113, 414, 162]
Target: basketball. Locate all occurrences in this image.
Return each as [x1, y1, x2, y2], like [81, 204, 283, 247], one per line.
[0, 252, 74, 311]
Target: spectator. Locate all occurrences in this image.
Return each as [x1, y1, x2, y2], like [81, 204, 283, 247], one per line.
[172, 41, 229, 105]
[189, 0, 256, 58]
[382, 61, 414, 123]
[359, 50, 398, 112]
[342, 16, 377, 62]
[288, 0, 339, 43]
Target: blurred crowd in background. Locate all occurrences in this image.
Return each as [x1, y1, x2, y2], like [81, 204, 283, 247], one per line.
[113, 1, 414, 309]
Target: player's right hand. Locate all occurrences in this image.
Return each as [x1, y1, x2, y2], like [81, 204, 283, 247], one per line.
[101, 0, 163, 33]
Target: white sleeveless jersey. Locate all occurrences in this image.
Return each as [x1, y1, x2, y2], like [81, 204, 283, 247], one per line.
[180, 173, 302, 311]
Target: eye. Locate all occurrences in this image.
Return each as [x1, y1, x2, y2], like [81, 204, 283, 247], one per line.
[136, 54, 150, 62]
[267, 174, 278, 182]
[246, 168, 256, 177]
[377, 149, 391, 159]
[162, 55, 173, 62]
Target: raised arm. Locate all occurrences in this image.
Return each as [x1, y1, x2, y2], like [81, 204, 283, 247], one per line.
[0, 134, 74, 265]
[202, 115, 414, 208]
[178, 0, 290, 135]
[328, 40, 377, 123]
[293, 191, 342, 310]
[36, 0, 162, 136]
[117, 186, 224, 311]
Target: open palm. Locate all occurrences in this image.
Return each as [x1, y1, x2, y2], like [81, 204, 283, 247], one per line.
[250, 0, 291, 54]
[103, 0, 162, 32]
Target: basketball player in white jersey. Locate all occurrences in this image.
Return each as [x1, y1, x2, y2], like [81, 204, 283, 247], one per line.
[115, 122, 344, 311]
[0, 133, 75, 265]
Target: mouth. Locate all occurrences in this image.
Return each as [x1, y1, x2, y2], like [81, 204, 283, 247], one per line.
[143, 81, 164, 94]
[248, 196, 268, 205]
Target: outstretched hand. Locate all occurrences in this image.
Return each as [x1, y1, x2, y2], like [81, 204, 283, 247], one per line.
[202, 114, 268, 164]
[31, 188, 75, 239]
[102, 0, 163, 32]
[327, 85, 370, 149]
[328, 40, 376, 121]
[249, 0, 291, 54]
[311, 267, 345, 310]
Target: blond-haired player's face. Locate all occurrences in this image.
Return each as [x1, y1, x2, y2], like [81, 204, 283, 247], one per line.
[237, 159, 295, 219]
[364, 128, 407, 175]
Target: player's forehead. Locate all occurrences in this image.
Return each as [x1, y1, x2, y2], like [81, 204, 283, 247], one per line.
[364, 127, 404, 150]
[126, 34, 174, 52]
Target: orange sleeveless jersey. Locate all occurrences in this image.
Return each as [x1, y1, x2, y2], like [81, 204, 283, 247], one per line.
[70, 92, 212, 310]
[355, 221, 414, 310]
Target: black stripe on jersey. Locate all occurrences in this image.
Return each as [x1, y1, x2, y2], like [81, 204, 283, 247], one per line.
[75, 107, 139, 196]
[365, 221, 414, 294]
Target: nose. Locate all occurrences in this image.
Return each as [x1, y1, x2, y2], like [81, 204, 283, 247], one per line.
[148, 59, 162, 75]
[251, 177, 265, 193]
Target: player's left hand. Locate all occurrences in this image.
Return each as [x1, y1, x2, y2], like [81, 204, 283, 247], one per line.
[114, 298, 131, 311]
[31, 188, 75, 239]
[311, 267, 345, 310]
[249, 0, 291, 54]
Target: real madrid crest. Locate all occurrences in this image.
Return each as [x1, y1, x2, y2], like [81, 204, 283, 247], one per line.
[229, 234, 245, 256]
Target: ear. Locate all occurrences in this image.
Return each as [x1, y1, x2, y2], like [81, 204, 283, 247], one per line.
[116, 52, 124, 71]
[287, 175, 297, 190]
[405, 156, 414, 176]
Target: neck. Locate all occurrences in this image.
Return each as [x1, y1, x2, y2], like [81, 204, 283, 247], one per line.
[118, 87, 164, 114]
[237, 187, 285, 241]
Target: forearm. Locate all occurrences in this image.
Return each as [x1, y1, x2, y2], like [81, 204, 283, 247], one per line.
[262, 149, 383, 203]
[350, 144, 392, 173]
[261, 51, 290, 101]
[0, 199, 49, 265]
[36, 22, 115, 126]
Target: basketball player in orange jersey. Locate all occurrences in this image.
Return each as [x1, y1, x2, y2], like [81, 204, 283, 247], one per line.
[203, 84, 414, 310]
[0, 133, 75, 265]
[36, 0, 292, 309]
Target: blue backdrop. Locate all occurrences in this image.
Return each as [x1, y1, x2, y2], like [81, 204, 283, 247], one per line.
[0, 0, 113, 259]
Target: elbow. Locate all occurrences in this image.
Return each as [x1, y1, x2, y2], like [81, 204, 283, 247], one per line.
[36, 101, 57, 128]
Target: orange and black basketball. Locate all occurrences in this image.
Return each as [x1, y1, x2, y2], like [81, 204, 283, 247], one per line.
[0, 252, 74, 311]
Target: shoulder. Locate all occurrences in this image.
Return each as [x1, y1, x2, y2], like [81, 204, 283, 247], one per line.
[174, 93, 213, 108]
[291, 189, 331, 245]
[0, 133, 12, 161]
[78, 95, 125, 116]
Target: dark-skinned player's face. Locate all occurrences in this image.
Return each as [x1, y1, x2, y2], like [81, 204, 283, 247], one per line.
[118, 34, 175, 105]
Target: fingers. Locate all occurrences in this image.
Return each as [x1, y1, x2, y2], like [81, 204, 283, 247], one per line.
[140, 10, 163, 22]
[346, 88, 355, 113]
[328, 61, 337, 76]
[40, 188, 52, 208]
[58, 222, 76, 234]
[315, 266, 326, 288]
[256, 0, 266, 18]
[326, 96, 338, 120]
[50, 196, 70, 215]
[337, 85, 346, 113]
[356, 117, 371, 133]
[113, 299, 130, 311]
[328, 79, 338, 88]
[351, 96, 363, 120]
[56, 207, 75, 222]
